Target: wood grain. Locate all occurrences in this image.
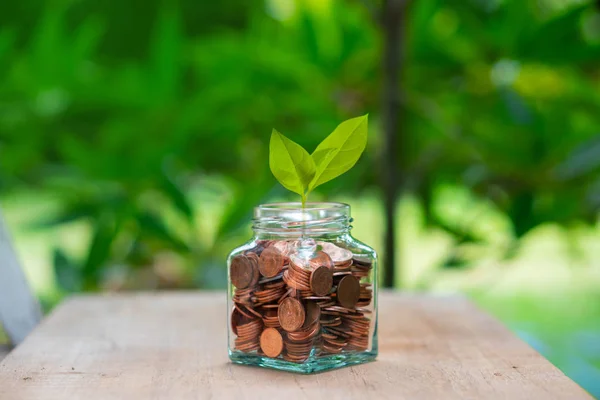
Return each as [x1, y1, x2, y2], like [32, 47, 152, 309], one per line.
[0, 209, 42, 344]
[0, 292, 592, 400]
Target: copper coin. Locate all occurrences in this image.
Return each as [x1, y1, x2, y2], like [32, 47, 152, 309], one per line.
[278, 297, 305, 332]
[272, 240, 290, 257]
[310, 251, 334, 270]
[319, 242, 353, 264]
[246, 253, 260, 286]
[230, 255, 255, 289]
[310, 265, 333, 296]
[246, 251, 259, 267]
[337, 275, 360, 309]
[231, 307, 242, 335]
[259, 246, 284, 278]
[353, 257, 373, 268]
[260, 328, 284, 358]
[302, 301, 321, 329]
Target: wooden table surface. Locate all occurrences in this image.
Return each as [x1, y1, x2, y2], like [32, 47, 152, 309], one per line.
[0, 292, 592, 400]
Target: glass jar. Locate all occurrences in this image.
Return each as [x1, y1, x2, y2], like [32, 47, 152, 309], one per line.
[227, 202, 378, 373]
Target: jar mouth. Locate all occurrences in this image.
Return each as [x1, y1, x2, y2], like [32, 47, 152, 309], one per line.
[256, 202, 349, 213]
[253, 202, 351, 235]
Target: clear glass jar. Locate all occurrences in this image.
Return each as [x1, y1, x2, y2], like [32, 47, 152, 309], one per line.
[227, 202, 378, 373]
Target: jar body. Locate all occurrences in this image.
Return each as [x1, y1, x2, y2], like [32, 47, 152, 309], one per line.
[227, 203, 378, 373]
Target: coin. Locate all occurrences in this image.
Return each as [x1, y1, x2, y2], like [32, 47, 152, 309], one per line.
[284, 262, 311, 291]
[259, 246, 284, 278]
[246, 252, 260, 286]
[230, 255, 255, 289]
[262, 310, 281, 328]
[272, 241, 290, 257]
[303, 301, 321, 328]
[319, 242, 353, 265]
[310, 265, 333, 296]
[352, 257, 373, 269]
[234, 304, 254, 319]
[288, 321, 319, 341]
[234, 318, 263, 353]
[278, 297, 305, 332]
[337, 275, 360, 308]
[258, 272, 284, 285]
[245, 251, 259, 265]
[231, 307, 242, 335]
[310, 251, 334, 270]
[260, 328, 284, 358]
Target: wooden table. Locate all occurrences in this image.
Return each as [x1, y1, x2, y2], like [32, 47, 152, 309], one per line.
[0, 292, 591, 400]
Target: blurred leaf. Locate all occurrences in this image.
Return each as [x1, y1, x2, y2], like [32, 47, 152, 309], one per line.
[124, 237, 154, 267]
[508, 192, 534, 238]
[71, 16, 105, 74]
[53, 248, 82, 292]
[136, 211, 190, 252]
[440, 252, 470, 269]
[517, 4, 600, 63]
[160, 169, 194, 221]
[82, 214, 118, 288]
[433, 217, 485, 245]
[0, 28, 15, 61]
[555, 135, 600, 180]
[217, 177, 277, 238]
[149, 6, 182, 102]
[585, 178, 600, 211]
[500, 88, 533, 125]
[29, 202, 96, 229]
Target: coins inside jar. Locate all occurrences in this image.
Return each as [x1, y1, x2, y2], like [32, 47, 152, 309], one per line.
[230, 240, 374, 362]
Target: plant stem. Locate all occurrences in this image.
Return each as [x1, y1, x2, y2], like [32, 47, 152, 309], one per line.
[301, 193, 307, 242]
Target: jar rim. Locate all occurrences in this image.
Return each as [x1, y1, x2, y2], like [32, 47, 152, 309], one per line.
[252, 202, 352, 235]
[256, 202, 350, 212]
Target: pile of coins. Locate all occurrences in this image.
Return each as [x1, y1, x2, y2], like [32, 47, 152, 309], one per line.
[230, 239, 373, 363]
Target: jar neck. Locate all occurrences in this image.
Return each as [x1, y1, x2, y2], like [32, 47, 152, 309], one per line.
[252, 202, 352, 239]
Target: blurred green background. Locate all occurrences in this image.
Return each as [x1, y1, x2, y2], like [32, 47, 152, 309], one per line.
[1, 0, 600, 395]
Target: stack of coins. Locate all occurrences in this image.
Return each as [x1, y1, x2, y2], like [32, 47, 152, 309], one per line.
[281, 300, 320, 362]
[229, 239, 374, 362]
[231, 308, 263, 352]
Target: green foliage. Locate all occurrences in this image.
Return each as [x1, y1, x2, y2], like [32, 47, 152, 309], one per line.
[403, 0, 600, 248]
[0, 0, 599, 288]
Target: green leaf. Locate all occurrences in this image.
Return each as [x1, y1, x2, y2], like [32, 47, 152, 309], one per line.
[269, 129, 316, 200]
[308, 115, 368, 192]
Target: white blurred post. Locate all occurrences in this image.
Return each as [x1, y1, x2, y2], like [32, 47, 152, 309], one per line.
[0, 209, 41, 346]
